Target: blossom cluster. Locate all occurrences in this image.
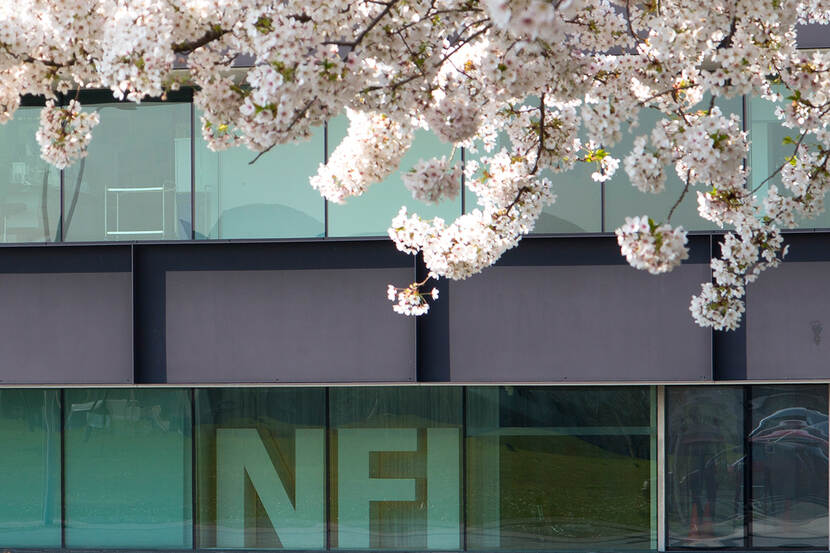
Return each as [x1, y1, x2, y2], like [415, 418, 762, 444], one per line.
[35, 100, 100, 169]
[402, 156, 462, 204]
[386, 283, 438, 316]
[0, 0, 828, 330]
[615, 216, 689, 275]
[310, 109, 412, 204]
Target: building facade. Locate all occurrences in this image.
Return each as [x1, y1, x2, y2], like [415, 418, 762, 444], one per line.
[0, 25, 828, 553]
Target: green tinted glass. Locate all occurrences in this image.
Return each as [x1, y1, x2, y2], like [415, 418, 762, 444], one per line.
[327, 116, 462, 237]
[194, 116, 325, 239]
[0, 107, 60, 242]
[0, 390, 61, 547]
[329, 387, 463, 550]
[605, 97, 742, 232]
[464, 134, 602, 233]
[466, 386, 656, 551]
[64, 389, 192, 547]
[748, 93, 830, 229]
[195, 388, 326, 549]
[63, 102, 192, 241]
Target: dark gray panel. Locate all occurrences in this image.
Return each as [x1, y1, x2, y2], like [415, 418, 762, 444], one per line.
[449, 264, 712, 382]
[0, 273, 132, 384]
[797, 24, 830, 49]
[166, 268, 415, 382]
[747, 261, 830, 379]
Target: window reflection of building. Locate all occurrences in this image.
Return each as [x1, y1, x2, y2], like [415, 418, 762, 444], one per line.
[668, 386, 829, 549]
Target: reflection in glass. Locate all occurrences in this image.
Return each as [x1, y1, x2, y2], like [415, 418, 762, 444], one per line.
[64, 389, 192, 547]
[329, 387, 462, 550]
[0, 390, 61, 547]
[605, 96, 742, 232]
[0, 107, 60, 242]
[196, 388, 326, 549]
[194, 116, 325, 239]
[749, 385, 828, 548]
[667, 387, 744, 547]
[327, 116, 462, 236]
[466, 387, 655, 551]
[63, 102, 191, 241]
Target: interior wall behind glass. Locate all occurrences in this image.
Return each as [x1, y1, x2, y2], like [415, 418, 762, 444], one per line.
[327, 116, 462, 237]
[64, 388, 192, 548]
[666, 386, 745, 548]
[329, 387, 463, 550]
[195, 388, 326, 549]
[466, 386, 655, 551]
[0, 390, 61, 547]
[194, 114, 325, 239]
[0, 107, 60, 242]
[63, 102, 191, 242]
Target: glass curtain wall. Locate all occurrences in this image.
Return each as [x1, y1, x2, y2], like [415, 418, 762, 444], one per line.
[63, 388, 192, 548]
[0, 389, 61, 547]
[604, 96, 742, 232]
[329, 387, 463, 550]
[667, 385, 829, 549]
[0, 106, 60, 242]
[6, 92, 830, 241]
[193, 115, 325, 239]
[62, 101, 192, 242]
[195, 388, 327, 549]
[326, 116, 462, 237]
[748, 93, 830, 229]
[4, 384, 829, 551]
[466, 386, 656, 551]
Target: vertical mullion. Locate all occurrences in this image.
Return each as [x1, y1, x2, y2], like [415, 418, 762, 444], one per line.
[461, 148, 466, 215]
[325, 387, 331, 551]
[324, 122, 329, 238]
[191, 388, 198, 550]
[190, 102, 196, 241]
[657, 385, 666, 552]
[58, 92, 65, 243]
[60, 388, 66, 548]
[743, 385, 753, 548]
[461, 386, 467, 551]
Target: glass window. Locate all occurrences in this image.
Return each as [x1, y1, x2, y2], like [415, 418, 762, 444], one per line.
[64, 389, 192, 548]
[748, 93, 830, 229]
[0, 390, 61, 547]
[195, 388, 326, 549]
[194, 115, 325, 239]
[605, 97, 742, 232]
[667, 386, 745, 547]
[0, 106, 60, 242]
[667, 385, 828, 549]
[327, 116, 462, 237]
[329, 387, 462, 550]
[466, 386, 656, 551]
[464, 134, 602, 233]
[63, 102, 192, 241]
[749, 385, 827, 548]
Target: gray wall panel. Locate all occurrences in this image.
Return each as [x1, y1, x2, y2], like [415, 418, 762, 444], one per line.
[449, 264, 711, 382]
[747, 261, 830, 379]
[0, 273, 132, 384]
[166, 268, 415, 383]
[797, 24, 830, 49]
